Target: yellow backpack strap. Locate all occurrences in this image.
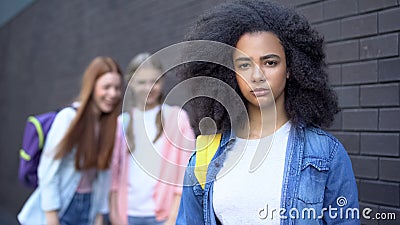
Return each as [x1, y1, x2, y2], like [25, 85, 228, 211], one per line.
[28, 116, 44, 149]
[194, 133, 222, 189]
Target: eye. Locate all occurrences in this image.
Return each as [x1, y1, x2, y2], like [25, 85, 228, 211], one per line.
[264, 60, 278, 66]
[237, 63, 251, 70]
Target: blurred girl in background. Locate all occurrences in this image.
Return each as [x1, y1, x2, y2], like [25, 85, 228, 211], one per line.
[18, 56, 124, 225]
[109, 53, 194, 225]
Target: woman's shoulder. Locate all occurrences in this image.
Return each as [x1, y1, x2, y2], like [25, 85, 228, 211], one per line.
[163, 104, 190, 117]
[118, 111, 129, 121]
[301, 125, 345, 161]
[303, 126, 340, 144]
[56, 106, 77, 121]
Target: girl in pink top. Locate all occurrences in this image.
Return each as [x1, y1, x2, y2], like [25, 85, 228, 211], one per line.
[109, 53, 194, 225]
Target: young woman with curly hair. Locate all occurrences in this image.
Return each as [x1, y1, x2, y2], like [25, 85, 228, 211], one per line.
[176, 1, 359, 225]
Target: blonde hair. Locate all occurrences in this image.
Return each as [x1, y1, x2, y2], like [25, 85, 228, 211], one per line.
[125, 53, 164, 152]
[125, 52, 163, 81]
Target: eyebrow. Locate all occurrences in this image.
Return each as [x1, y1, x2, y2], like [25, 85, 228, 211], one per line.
[260, 54, 281, 60]
[234, 54, 281, 62]
[234, 57, 252, 62]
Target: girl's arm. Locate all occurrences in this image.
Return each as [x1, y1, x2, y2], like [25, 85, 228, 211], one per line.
[109, 118, 126, 225]
[109, 191, 125, 225]
[94, 214, 104, 225]
[164, 193, 182, 225]
[38, 108, 76, 220]
[45, 210, 60, 225]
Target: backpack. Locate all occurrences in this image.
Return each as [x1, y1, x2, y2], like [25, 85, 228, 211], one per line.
[18, 106, 75, 188]
[194, 133, 222, 189]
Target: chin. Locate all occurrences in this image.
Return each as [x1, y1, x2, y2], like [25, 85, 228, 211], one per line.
[260, 102, 276, 110]
[146, 100, 158, 106]
[101, 107, 113, 114]
[250, 99, 275, 109]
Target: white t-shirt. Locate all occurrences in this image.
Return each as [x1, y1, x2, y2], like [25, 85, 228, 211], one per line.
[127, 105, 164, 216]
[213, 121, 291, 225]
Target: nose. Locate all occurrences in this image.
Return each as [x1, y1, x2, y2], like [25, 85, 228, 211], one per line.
[109, 87, 120, 99]
[251, 66, 266, 83]
[145, 82, 152, 90]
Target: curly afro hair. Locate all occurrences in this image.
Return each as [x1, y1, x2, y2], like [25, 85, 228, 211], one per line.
[180, 0, 339, 135]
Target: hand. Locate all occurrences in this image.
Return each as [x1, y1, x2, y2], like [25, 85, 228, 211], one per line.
[110, 217, 126, 225]
[163, 194, 181, 225]
[45, 211, 60, 225]
[94, 214, 104, 225]
[109, 212, 126, 225]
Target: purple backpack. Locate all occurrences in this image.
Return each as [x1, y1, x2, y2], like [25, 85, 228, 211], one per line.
[18, 107, 74, 188]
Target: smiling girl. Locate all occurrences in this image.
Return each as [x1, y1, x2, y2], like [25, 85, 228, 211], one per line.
[18, 56, 123, 225]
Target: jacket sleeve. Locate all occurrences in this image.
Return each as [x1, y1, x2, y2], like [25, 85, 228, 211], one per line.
[176, 154, 205, 225]
[37, 108, 75, 211]
[110, 117, 124, 192]
[174, 109, 195, 195]
[97, 170, 111, 214]
[323, 141, 360, 225]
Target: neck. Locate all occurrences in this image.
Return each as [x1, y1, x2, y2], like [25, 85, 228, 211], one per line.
[136, 101, 160, 111]
[237, 101, 289, 139]
[91, 103, 101, 121]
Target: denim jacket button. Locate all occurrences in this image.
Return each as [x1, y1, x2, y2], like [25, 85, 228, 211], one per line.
[290, 168, 296, 175]
[215, 162, 220, 167]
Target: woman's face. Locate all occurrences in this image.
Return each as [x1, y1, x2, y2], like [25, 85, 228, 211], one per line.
[130, 67, 163, 109]
[233, 31, 287, 110]
[93, 72, 122, 114]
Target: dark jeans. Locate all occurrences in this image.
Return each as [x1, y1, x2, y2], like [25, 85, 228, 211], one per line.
[128, 216, 165, 225]
[60, 192, 91, 225]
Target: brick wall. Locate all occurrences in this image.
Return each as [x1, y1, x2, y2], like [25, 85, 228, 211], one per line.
[280, 0, 400, 224]
[0, 0, 398, 224]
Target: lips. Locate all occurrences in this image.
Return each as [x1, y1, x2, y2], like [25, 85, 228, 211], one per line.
[104, 100, 115, 105]
[103, 99, 117, 108]
[251, 88, 270, 97]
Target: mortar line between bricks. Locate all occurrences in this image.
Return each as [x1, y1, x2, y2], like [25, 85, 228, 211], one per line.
[330, 129, 400, 134]
[293, 0, 324, 9]
[332, 82, 396, 87]
[324, 34, 379, 45]
[331, 83, 380, 88]
[340, 105, 400, 109]
[327, 54, 400, 65]
[358, 131, 400, 135]
[359, 200, 400, 207]
[357, 81, 400, 87]
[359, 178, 400, 185]
[323, 30, 399, 45]
[377, 156, 381, 181]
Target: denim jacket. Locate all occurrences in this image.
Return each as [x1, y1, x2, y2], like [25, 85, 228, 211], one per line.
[177, 124, 360, 225]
